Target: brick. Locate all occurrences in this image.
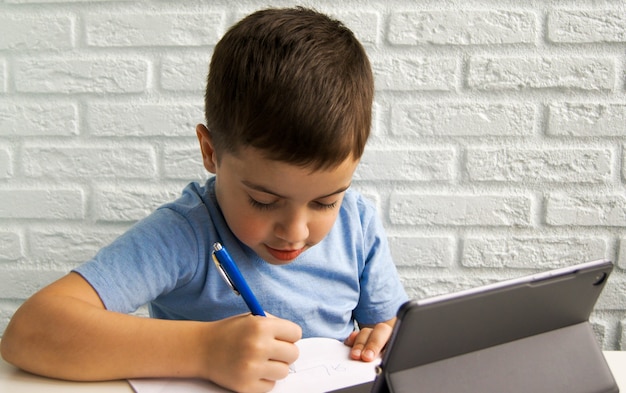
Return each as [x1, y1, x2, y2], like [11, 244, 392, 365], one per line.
[5, 0, 126, 2]
[548, 103, 626, 136]
[85, 12, 223, 47]
[388, 11, 535, 45]
[621, 318, 626, 350]
[400, 273, 506, 300]
[162, 146, 206, 180]
[93, 185, 179, 222]
[589, 320, 608, 349]
[1, 0, 625, 349]
[596, 276, 626, 310]
[389, 194, 532, 226]
[0, 147, 12, 178]
[403, 271, 622, 313]
[466, 148, 612, 183]
[372, 57, 456, 91]
[0, 60, 5, 92]
[391, 103, 535, 136]
[0, 268, 65, 298]
[389, 236, 454, 267]
[0, 231, 23, 261]
[15, 57, 148, 93]
[22, 146, 156, 179]
[354, 149, 455, 181]
[0, 14, 73, 50]
[546, 193, 626, 226]
[0, 102, 78, 136]
[468, 57, 614, 91]
[622, 146, 626, 184]
[0, 300, 20, 339]
[29, 227, 125, 263]
[0, 189, 84, 219]
[86, 103, 201, 137]
[548, 10, 626, 43]
[619, 239, 626, 270]
[333, 12, 379, 45]
[232, 8, 379, 47]
[161, 53, 210, 92]
[463, 237, 607, 268]
[370, 102, 383, 138]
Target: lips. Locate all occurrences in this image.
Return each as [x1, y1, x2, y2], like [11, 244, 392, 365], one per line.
[265, 246, 305, 261]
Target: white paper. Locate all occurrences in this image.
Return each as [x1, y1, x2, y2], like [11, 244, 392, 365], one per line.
[129, 337, 378, 393]
[273, 337, 378, 392]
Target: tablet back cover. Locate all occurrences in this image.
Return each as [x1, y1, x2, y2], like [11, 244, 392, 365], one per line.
[379, 260, 617, 393]
[387, 322, 617, 393]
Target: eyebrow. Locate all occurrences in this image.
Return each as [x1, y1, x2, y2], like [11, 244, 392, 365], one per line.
[241, 180, 351, 200]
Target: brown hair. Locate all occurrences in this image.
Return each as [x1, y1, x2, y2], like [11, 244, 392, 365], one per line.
[204, 7, 374, 170]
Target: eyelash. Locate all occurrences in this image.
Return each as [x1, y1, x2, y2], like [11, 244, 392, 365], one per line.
[248, 197, 275, 211]
[317, 201, 338, 210]
[247, 197, 338, 211]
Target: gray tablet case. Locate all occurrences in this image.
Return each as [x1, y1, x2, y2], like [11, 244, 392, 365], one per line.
[332, 259, 618, 393]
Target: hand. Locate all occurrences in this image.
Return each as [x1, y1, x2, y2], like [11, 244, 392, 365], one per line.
[201, 313, 302, 393]
[344, 319, 395, 362]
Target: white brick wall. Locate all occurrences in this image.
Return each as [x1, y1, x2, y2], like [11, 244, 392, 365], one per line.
[0, 0, 625, 350]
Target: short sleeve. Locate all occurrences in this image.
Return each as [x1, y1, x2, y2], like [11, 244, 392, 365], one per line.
[352, 198, 408, 325]
[73, 207, 201, 313]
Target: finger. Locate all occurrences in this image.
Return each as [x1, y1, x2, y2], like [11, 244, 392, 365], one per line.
[262, 358, 293, 382]
[271, 318, 303, 343]
[343, 330, 359, 346]
[348, 328, 373, 360]
[360, 323, 393, 362]
[270, 338, 300, 365]
[237, 377, 276, 393]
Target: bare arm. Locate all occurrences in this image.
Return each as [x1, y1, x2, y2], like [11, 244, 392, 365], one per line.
[1, 272, 301, 393]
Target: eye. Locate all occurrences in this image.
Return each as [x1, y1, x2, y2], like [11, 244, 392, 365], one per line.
[248, 197, 276, 211]
[313, 200, 338, 210]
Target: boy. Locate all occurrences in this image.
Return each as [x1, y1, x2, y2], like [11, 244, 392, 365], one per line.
[1, 7, 407, 393]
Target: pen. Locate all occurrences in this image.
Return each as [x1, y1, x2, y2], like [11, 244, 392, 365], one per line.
[211, 242, 266, 316]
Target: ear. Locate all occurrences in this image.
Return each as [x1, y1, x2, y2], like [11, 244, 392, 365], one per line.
[196, 124, 218, 173]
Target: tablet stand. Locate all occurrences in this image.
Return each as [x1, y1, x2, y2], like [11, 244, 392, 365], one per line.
[376, 321, 618, 393]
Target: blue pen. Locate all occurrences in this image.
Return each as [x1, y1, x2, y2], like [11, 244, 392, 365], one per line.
[211, 242, 266, 316]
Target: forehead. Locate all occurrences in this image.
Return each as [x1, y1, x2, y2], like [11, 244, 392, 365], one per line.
[220, 147, 359, 199]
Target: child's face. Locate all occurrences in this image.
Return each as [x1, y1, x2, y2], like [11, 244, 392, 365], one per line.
[197, 125, 359, 266]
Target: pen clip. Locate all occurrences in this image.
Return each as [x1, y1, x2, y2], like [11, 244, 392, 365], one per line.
[212, 252, 241, 296]
[211, 242, 266, 317]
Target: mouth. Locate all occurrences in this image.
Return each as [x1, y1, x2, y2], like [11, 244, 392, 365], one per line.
[265, 245, 306, 261]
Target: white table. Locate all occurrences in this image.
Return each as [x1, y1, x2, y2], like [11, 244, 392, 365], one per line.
[2, 351, 625, 392]
[604, 351, 626, 390]
[0, 354, 134, 392]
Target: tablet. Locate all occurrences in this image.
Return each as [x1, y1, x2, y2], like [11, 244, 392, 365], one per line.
[332, 259, 618, 393]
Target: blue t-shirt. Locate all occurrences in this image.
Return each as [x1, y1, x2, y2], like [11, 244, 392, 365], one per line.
[74, 178, 408, 340]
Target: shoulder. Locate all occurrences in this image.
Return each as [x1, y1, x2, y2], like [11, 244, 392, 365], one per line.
[339, 188, 380, 230]
[116, 179, 221, 263]
[341, 188, 376, 213]
[159, 179, 215, 214]
[154, 178, 221, 230]
[324, 188, 386, 262]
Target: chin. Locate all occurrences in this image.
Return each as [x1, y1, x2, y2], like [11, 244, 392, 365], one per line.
[257, 250, 301, 266]
[265, 258, 296, 266]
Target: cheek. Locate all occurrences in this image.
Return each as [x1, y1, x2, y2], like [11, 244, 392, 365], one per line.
[308, 212, 341, 242]
[226, 210, 268, 245]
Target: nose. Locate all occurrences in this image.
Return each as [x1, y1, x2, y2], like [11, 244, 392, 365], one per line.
[274, 208, 309, 244]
